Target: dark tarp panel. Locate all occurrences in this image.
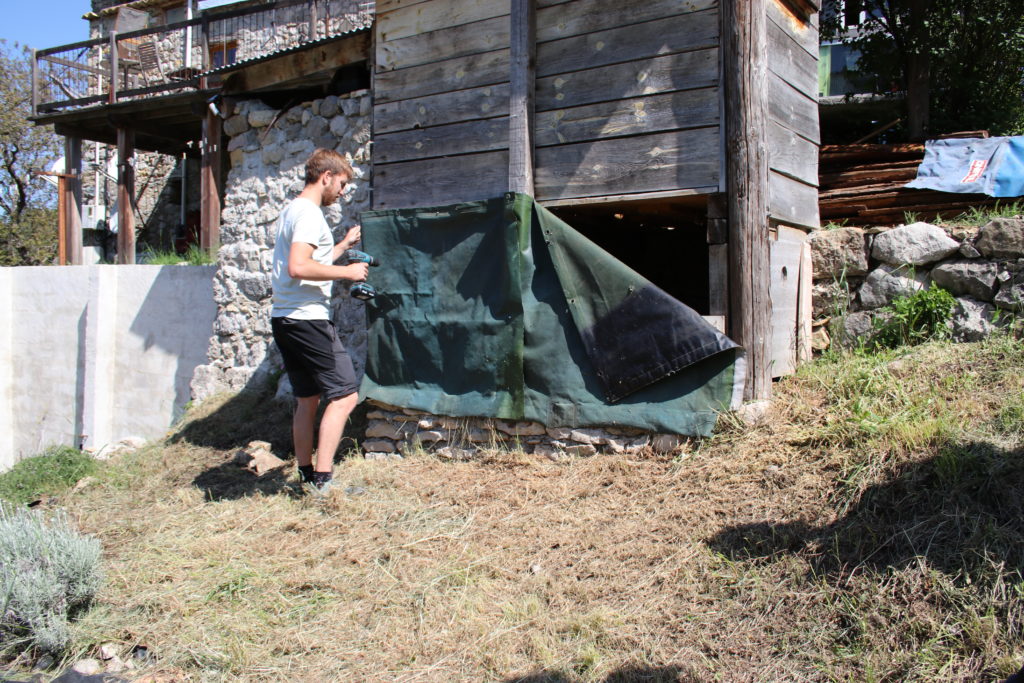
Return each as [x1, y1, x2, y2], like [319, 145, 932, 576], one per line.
[358, 193, 745, 436]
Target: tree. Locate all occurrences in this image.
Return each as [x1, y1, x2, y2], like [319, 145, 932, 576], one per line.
[0, 40, 60, 265]
[822, 0, 1024, 140]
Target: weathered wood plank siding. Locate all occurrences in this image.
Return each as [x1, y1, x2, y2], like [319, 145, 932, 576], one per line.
[765, 0, 820, 228]
[373, 0, 511, 209]
[533, 0, 722, 201]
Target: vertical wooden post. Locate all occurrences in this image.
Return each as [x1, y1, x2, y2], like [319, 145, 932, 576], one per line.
[310, 0, 320, 41]
[64, 137, 83, 265]
[508, 0, 536, 195]
[109, 31, 118, 104]
[57, 175, 67, 265]
[723, 0, 771, 400]
[117, 128, 136, 264]
[200, 108, 222, 254]
[706, 194, 729, 322]
[31, 49, 39, 117]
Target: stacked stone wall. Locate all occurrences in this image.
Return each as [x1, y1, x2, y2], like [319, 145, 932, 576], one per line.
[809, 217, 1024, 348]
[191, 91, 372, 399]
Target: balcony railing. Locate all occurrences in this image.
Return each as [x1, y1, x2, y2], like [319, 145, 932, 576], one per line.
[33, 0, 374, 116]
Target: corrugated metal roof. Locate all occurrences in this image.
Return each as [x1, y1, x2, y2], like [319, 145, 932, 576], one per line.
[200, 23, 371, 77]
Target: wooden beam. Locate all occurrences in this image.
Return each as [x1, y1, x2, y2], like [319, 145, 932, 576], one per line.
[117, 127, 136, 264]
[57, 175, 67, 265]
[723, 0, 772, 400]
[200, 108, 222, 254]
[508, 0, 536, 195]
[63, 137, 83, 266]
[222, 32, 370, 94]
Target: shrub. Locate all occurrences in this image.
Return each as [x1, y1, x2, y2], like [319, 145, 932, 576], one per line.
[0, 503, 102, 654]
[870, 283, 956, 350]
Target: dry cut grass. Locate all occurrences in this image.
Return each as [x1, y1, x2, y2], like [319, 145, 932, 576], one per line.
[41, 334, 1024, 681]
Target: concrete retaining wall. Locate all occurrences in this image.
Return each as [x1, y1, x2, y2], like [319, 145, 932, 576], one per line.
[0, 265, 217, 472]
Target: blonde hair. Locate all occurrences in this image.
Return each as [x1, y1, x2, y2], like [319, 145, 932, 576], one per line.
[304, 148, 354, 185]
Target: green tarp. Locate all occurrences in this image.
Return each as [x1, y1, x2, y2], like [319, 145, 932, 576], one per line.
[358, 193, 745, 436]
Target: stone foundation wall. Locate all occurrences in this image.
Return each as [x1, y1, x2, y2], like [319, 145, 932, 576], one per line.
[191, 91, 372, 400]
[809, 217, 1024, 348]
[362, 403, 689, 460]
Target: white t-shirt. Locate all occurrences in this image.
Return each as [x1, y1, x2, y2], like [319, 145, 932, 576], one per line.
[270, 197, 334, 320]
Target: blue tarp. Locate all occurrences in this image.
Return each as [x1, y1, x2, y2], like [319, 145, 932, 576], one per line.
[905, 136, 1024, 197]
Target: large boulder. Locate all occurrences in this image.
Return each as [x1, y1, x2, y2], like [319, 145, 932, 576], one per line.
[930, 260, 1000, 301]
[975, 217, 1024, 259]
[994, 270, 1024, 312]
[950, 297, 1001, 342]
[871, 222, 961, 266]
[858, 264, 930, 309]
[809, 227, 868, 279]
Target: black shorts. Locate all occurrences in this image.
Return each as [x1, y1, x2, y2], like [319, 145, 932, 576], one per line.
[271, 317, 359, 401]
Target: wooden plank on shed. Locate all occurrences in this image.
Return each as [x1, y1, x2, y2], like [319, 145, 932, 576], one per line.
[509, 0, 537, 195]
[374, 117, 509, 164]
[766, 71, 819, 144]
[768, 225, 806, 377]
[535, 88, 719, 147]
[534, 127, 720, 200]
[374, 49, 510, 104]
[767, 119, 818, 186]
[376, 0, 431, 13]
[535, 0, 716, 43]
[377, 15, 509, 72]
[766, 17, 818, 99]
[374, 82, 510, 134]
[708, 242, 729, 317]
[767, 0, 818, 59]
[536, 48, 718, 112]
[536, 10, 718, 78]
[378, 0, 509, 42]
[374, 151, 510, 209]
[769, 170, 819, 229]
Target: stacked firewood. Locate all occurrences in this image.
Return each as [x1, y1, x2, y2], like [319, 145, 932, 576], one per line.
[819, 142, 1003, 226]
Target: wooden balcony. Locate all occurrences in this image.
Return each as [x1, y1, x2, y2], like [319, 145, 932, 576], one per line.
[33, 0, 374, 118]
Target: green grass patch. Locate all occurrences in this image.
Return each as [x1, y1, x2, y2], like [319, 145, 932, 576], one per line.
[0, 447, 96, 506]
[141, 245, 215, 266]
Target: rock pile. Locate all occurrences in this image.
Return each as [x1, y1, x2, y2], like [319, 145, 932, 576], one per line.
[360, 402, 687, 460]
[809, 217, 1024, 347]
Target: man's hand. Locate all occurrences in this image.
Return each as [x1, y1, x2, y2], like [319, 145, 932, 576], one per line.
[341, 262, 369, 282]
[332, 224, 362, 262]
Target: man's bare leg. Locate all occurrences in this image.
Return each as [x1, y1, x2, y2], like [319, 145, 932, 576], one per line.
[315, 392, 359, 472]
[293, 394, 320, 467]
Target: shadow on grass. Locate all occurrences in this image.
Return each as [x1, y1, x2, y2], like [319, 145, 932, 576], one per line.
[505, 665, 697, 682]
[170, 379, 370, 502]
[707, 437, 1024, 579]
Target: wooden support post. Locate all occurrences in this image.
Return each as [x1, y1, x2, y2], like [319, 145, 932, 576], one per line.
[57, 175, 67, 265]
[723, 0, 772, 400]
[117, 128, 136, 264]
[31, 49, 39, 117]
[508, 0, 536, 195]
[109, 31, 118, 104]
[200, 108, 222, 254]
[64, 137, 83, 265]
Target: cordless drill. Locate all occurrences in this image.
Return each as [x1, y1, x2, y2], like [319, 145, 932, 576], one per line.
[341, 249, 379, 300]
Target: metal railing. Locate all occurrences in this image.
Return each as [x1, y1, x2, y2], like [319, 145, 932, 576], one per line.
[33, 0, 374, 115]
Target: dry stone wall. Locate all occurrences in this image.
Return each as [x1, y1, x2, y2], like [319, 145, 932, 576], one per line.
[191, 91, 372, 399]
[809, 217, 1024, 348]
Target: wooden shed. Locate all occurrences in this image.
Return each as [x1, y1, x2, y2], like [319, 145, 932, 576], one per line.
[32, 0, 820, 401]
[370, 0, 821, 398]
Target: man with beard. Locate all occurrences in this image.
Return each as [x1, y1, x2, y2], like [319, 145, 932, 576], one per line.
[270, 148, 368, 495]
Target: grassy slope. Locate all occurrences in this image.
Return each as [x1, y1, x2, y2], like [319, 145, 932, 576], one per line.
[42, 335, 1024, 681]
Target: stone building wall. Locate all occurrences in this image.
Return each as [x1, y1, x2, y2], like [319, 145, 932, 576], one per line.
[809, 218, 1024, 348]
[190, 91, 372, 400]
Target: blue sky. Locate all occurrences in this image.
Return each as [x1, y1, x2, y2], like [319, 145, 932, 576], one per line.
[0, 1, 243, 51]
[1, 0, 94, 50]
